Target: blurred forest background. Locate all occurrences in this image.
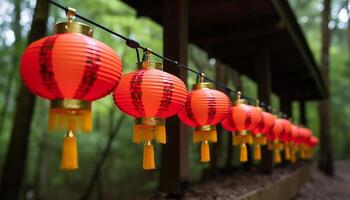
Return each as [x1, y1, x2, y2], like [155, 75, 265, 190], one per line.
[0, 0, 349, 199]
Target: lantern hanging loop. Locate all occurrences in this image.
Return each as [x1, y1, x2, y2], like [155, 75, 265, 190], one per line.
[66, 7, 76, 22]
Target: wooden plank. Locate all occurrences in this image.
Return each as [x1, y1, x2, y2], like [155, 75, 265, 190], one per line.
[160, 0, 189, 196]
[256, 48, 274, 174]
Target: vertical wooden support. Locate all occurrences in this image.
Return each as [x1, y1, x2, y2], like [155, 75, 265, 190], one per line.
[299, 101, 307, 126]
[280, 90, 292, 117]
[160, 0, 189, 196]
[256, 48, 274, 174]
[226, 70, 241, 169]
[209, 61, 228, 176]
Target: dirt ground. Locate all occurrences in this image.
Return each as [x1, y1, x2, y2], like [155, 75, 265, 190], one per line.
[150, 160, 350, 200]
[296, 160, 350, 200]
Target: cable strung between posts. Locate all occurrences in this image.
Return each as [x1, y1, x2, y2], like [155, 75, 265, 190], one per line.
[46, 0, 289, 118]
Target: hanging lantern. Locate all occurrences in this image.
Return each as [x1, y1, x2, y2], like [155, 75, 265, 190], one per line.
[306, 136, 319, 159]
[280, 119, 292, 161]
[113, 50, 187, 170]
[299, 127, 312, 159]
[21, 8, 123, 170]
[178, 74, 230, 163]
[289, 124, 300, 163]
[251, 103, 275, 161]
[221, 92, 262, 162]
[268, 118, 284, 163]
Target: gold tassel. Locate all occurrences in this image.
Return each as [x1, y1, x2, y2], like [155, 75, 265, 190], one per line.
[133, 124, 166, 144]
[133, 125, 154, 144]
[233, 134, 241, 145]
[193, 130, 217, 144]
[200, 141, 210, 162]
[285, 146, 291, 160]
[291, 150, 296, 163]
[274, 149, 281, 163]
[143, 141, 155, 170]
[61, 130, 78, 170]
[49, 108, 92, 132]
[268, 141, 274, 150]
[246, 134, 253, 145]
[254, 144, 262, 160]
[240, 143, 248, 162]
[154, 125, 166, 144]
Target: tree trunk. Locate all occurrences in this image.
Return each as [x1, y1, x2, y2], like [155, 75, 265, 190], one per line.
[0, 0, 50, 199]
[0, 0, 22, 135]
[318, 0, 334, 176]
[80, 113, 126, 200]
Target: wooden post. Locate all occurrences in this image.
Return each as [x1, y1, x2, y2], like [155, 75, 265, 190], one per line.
[256, 48, 274, 174]
[299, 101, 307, 126]
[160, 0, 189, 196]
[209, 61, 228, 177]
[280, 90, 292, 117]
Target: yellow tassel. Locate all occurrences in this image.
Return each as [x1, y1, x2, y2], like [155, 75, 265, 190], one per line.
[253, 135, 267, 145]
[200, 141, 210, 162]
[154, 125, 166, 144]
[233, 134, 241, 146]
[143, 141, 155, 170]
[268, 141, 274, 150]
[240, 143, 248, 162]
[274, 149, 281, 163]
[246, 134, 253, 144]
[285, 146, 291, 160]
[193, 130, 217, 144]
[254, 144, 262, 160]
[49, 108, 91, 132]
[61, 131, 78, 170]
[133, 125, 154, 144]
[291, 150, 296, 163]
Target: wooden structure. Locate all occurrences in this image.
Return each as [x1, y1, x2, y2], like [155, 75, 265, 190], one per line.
[122, 0, 327, 196]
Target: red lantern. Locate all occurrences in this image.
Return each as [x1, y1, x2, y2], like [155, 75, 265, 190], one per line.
[21, 10, 122, 170]
[269, 118, 284, 163]
[251, 107, 275, 161]
[114, 51, 187, 170]
[280, 119, 292, 161]
[299, 127, 312, 159]
[290, 125, 300, 163]
[221, 92, 262, 162]
[178, 75, 230, 162]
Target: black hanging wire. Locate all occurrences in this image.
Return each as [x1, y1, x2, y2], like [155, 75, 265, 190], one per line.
[46, 0, 286, 118]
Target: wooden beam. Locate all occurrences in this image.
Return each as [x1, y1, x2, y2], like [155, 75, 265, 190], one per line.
[160, 0, 189, 196]
[256, 48, 274, 174]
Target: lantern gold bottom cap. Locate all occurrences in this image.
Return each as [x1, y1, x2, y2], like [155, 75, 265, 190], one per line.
[50, 99, 91, 110]
[195, 125, 216, 132]
[135, 117, 165, 126]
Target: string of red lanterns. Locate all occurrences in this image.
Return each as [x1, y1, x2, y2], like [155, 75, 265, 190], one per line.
[20, 5, 319, 170]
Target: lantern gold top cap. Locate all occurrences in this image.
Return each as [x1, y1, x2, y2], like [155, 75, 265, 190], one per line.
[192, 73, 214, 90]
[137, 49, 163, 70]
[55, 7, 93, 37]
[233, 91, 247, 105]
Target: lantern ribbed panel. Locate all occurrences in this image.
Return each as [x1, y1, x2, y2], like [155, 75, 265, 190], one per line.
[300, 128, 312, 144]
[291, 125, 300, 143]
[252, 111, 275, 135]
[178, 88, 230, 127]
[269, 118, 284, 141]
[114, 69, 187, 118]
[21, 33, 122, 101]
[308, 136, 319, 148]
[221, 104, 262, 132]
[280, 119, 292, 143]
